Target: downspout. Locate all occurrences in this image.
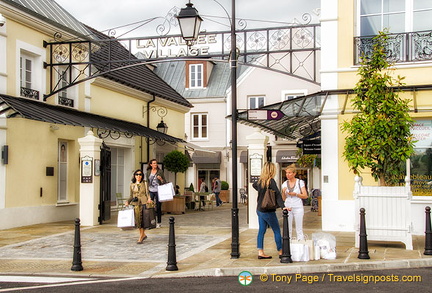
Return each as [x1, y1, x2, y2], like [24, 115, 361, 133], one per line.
[146, 95, 156, 164]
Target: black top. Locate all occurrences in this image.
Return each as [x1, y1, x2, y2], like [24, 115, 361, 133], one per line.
[253, 178, 285, 212]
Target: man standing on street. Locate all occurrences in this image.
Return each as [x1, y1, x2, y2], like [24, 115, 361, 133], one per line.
[213, 176, 222, 207]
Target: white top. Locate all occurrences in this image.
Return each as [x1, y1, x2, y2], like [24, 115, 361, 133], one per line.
[281, 179, 305, 208]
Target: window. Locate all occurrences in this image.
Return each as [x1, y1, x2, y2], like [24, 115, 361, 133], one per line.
[110, 148, 125, 202]
[189, 64, 203, 88]
[282, 90, 307, 102]
[58, 141, 68, 203]
[249, 96, 265, 109]
[192, 113, 208, 139]
[57, 67, 74, 107]
[358, 0, 432, 35]
[20, 53, 39, 100]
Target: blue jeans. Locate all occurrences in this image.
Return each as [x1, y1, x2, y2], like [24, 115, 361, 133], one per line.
[215, 192, 222, 206]
[257, 210, 282, 251]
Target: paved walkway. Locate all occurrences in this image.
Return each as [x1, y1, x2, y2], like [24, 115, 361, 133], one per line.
[0, 203, 431, 278]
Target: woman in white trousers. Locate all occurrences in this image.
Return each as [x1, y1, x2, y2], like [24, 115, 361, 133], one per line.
[281, 164, 308, 241]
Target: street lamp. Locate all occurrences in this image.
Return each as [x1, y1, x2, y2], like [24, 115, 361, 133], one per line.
[156, 119, 168, 134]
[176, 1, 203, 47]
[177, 0, 240, 259]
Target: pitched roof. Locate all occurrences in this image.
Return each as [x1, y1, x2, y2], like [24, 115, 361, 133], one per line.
[87, 26, 192, 108]
[4, 0, 91, 38]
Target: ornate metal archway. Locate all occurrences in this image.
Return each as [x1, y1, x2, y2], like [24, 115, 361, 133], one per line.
[43, 10, 320, 99]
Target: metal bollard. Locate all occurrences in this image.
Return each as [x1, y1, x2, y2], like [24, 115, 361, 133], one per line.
[166, 217, 178, 271]
[71, 218, 84, 271]
[424, 206, 432, 255]
[280, 209, 293, 263]
[358, 208, 370, 259]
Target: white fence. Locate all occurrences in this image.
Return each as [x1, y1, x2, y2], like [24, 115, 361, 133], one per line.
[353, 176, 413, 250]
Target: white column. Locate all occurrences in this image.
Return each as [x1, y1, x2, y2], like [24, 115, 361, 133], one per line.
[78, 131, 103, 226]
[246, 130, 269, 229]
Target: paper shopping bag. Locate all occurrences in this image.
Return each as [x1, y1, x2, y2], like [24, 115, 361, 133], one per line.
[158, 182, 175, 202]
[117, 208, 135, 228]
[290, 242, 310, 262]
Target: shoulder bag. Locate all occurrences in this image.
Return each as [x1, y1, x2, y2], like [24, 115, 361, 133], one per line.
[261, 183, 278, 210]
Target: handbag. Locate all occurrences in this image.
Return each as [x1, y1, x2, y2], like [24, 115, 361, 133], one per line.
[158, 182, 175, 202]
[261, 187, 277, 210]
[143, 207, 157, 229]
[117, 207, 135, 228]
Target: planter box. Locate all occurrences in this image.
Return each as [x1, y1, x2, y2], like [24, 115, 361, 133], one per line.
[161, 196, 185, 215]
[353, 176, 413, 250]
[219, 190, 230, 203]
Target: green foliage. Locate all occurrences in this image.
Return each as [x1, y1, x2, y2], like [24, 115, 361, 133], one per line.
[296, 149, 320, 169]
[189, 183, 194, 192]
[341, 31, 414, 185]
[221, 181, 229, 190]
[163, 150, 190, 174]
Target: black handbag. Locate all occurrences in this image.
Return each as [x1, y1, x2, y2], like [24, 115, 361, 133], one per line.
[143, 207, 157, 229]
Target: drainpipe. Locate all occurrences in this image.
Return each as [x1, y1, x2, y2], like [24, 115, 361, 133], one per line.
[146, 95, 156, 164]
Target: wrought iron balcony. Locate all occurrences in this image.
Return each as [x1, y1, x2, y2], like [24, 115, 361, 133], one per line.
[20, 87, 40, 100]
[58, 96, 74, 107]
[354, 30, 432, 64]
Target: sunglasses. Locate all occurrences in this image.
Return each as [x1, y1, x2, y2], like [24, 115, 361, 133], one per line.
[135, 173, 143, 176]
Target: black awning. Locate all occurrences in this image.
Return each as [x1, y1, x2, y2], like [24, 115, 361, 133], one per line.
[237, 92, 325, 140]
[276, 150, 298, 163]
[192, 151, 221, 164]
[0, 95, 183, 143]
[240, 151, 248, 163]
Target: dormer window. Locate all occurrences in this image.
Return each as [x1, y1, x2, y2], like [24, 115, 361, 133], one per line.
[189, 63, 203, 88]
[186, 60, 211, 89]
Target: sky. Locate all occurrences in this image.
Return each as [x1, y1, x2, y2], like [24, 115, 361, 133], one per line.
[55, 0, 320, 38]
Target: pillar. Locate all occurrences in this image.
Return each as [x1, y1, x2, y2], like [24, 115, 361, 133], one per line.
[78, 131, 102, 226]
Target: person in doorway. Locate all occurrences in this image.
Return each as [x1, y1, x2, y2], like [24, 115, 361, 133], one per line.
[252, 162, 285, 259]
[146, 159, 166, 228]
[213, 176, 222, 207]
[125, 169, 152, 244]
[281, 164, 308, 241]
[199, 178, 208, 209]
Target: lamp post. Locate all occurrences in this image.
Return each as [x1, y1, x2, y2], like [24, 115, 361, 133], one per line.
[177, 0, 240, 258]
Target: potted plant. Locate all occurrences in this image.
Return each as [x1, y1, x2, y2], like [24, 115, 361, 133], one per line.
[163, 150, 190, 187]
[341, 31, 415, 249]
[219, 180, 230, 203]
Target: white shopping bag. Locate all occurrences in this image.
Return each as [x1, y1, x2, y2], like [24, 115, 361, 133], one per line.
[158, 182, 175, 202]
[290, 242, 310, 262]
[117, 208, 135, 228]
[297, 235, 315, 260]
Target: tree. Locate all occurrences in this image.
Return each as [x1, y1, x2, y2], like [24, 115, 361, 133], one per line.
[341, 31, 414, 186]
[163, 150, 190, 186]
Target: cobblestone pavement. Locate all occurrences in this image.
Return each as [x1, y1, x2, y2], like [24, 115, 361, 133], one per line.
[0, 203, 431, 278]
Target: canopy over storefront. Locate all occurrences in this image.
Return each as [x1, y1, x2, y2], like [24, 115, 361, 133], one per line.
[0, 95, 184, 143]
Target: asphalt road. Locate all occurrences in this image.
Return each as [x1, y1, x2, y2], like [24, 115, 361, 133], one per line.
[1, 268, 432, 292]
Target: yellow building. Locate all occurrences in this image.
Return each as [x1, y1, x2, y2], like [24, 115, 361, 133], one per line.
[0, 0, 191, 229]
[320, 0, 432, 233]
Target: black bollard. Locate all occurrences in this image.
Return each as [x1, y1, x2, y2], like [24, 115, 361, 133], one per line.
[358, 208, 370, 259]
[280, 209, 293, 263]
[71, 218, 83, 271]
[166, 217, 178, 271]
[424, 206, 432, 255]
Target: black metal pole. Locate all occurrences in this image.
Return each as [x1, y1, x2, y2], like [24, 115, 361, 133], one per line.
[280, 209, 293, 263]
[230, 0, 240, 259]
[424, 206, 432, 255]
[358, 208, 370, 259]
[71, 218, 83, 271]
[166, 216, 179, 271]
